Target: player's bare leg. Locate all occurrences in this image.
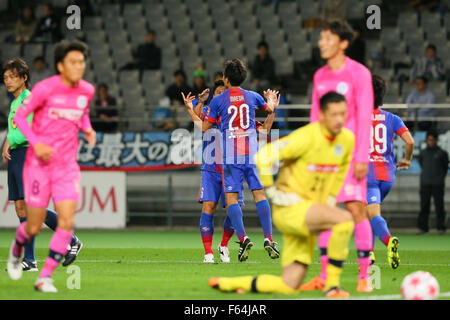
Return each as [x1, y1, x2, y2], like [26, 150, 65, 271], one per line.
[367, 204, 399, 269]
[225, 192, 253, 262]
[346, 201, 373, 292]
[7, 206, 46, 281]
[201, 201, 216, 263]
[251, 189, 279, 259]
[35, 200, 76, 293]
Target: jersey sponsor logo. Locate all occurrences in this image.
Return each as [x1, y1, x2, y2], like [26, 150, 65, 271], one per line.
[334, 144, 343, 156]
[77, 95, 88, 109]
[344, 184, 355, 196]
[11, 116, 17, 129]
[371, 196, 377, 202]
[307, 163, 339, 173]
[336, 82, 349, 95]
[370, 155, 388, 162]
[22, 96, 31, 105]
[49, 107, 84, 121]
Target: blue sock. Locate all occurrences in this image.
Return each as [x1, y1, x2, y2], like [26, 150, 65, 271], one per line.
[20, 217, 36, 263]
[200, 212, 214, 254]
[256, 200, 273, 241]
[45, 209, 78, 245]
[227, 204, 247, 242]
[370, 216, 391, 247]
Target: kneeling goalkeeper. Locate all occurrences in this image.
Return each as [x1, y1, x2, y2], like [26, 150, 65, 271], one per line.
[209, 91, 356, 298]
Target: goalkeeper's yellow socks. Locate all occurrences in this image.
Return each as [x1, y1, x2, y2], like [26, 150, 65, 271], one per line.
[324, 220, 354, 291]
[210, 275, 298, 295]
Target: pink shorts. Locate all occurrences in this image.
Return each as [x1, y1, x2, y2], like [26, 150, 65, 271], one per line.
[336, 161, 367, 203]
[23, 154, 81, 208]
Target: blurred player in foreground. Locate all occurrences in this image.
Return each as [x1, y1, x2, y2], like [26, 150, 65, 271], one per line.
[183, 59, 279, 262]
[2, 58, 82, 272]
[183, 79, 277, 263]
[209, 92, 355, 298]
[367, 75, 415, 268]
[303, 19, 375, 293]
[7, 40, 96, 293]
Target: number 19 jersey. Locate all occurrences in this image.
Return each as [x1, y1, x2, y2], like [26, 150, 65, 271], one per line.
[368, 108, 409, 182]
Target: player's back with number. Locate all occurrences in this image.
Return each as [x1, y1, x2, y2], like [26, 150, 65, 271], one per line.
[207, 88, 269, 164]
[369, 108, 409, 182]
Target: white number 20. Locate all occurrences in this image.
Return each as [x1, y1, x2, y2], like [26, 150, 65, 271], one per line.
[228, 104, 250, 131]
[370, 123, 387, 154]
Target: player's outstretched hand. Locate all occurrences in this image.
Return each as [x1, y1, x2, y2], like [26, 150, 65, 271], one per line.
[198, 88, 210, 103]
[181, 92, 196, 112]
[84, 128, 97, 147]
[2, 144, 11, 163]
[34, 142, 55, 161]
[353, 162, 368, 181]
[396, 158, 411, 170]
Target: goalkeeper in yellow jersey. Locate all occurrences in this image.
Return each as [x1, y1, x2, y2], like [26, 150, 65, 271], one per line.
[209, 91, 356, 298]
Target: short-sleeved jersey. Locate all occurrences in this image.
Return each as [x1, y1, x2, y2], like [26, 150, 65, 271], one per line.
[7, 89, 33, 149]
[368, 108, 409, 182]
[256, 122, 355, 203]
[196, 99, 264, 173]
[310, 57, 373, 164]
[15, 75, 95, 165]
[205, 87, 268, 164]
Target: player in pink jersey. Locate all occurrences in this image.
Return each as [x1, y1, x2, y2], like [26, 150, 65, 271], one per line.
[6, 40, 96, 293]
[300, 20, 375, 293]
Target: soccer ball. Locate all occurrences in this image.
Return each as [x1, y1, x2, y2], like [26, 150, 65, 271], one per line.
[401, 271, 440, 300]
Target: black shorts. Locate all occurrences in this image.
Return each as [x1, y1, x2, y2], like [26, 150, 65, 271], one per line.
[7, 146, 28, 201]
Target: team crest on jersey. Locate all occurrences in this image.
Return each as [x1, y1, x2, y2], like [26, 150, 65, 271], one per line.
[334, 144, 343, 156]
[336, 82, 348, 95]
[77, 95, 88, 109]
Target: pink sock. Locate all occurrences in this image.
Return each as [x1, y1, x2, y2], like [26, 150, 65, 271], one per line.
[39, 228, 73, 279]
[13, 222, 31, 257]
[318, 230, 332, 280]
[354, 219, 373, 279]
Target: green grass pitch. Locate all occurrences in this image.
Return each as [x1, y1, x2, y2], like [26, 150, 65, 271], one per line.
[0, 229, 449, 300]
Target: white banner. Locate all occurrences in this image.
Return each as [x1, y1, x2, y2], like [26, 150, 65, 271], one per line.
[0, 171, 126, 229]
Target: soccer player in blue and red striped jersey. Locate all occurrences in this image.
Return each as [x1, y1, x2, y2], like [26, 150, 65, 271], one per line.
[366, 75, 415, 269]
[183, 59, 280, 262]
[184, 78, 277, 263]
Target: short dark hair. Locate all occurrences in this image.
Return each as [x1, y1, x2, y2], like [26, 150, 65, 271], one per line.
[223, 58, 247, 86]
[319, 91, 346, 111]
[33, 56, 45, 64]
[415, 76, 428, 84]
[2, 58, 30, 88]
[426, 128, 439, 139]
[426, 44, 437, 53]
[213, 79, 225, 93]
[372, 75, 387, 109]
[98, 83, 108, 90]
[54, 40, 88, 73]
[174, 69, 186, 79]
[257, 41, 269, 50]
[321, 19, 354, 43]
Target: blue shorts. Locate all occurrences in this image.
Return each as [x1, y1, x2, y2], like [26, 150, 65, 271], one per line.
[222, 163, 264, 193]
[367, 179, 394, 205]
[198, 170, 244, 208]
[7, 147, 27, 201]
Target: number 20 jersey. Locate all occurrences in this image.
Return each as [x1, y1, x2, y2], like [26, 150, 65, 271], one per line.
[368, 108, 409, 182]
[204, 87, 268, 164]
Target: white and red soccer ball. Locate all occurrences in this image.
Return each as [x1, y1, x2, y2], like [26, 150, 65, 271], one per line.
[401, 271, 440, 300]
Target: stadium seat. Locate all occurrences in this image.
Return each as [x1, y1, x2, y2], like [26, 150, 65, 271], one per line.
[123, 3, 144, 19]
[276, 57, 294, 76]
[1, 44, 21, 62]
[101, 4, 121, 19]
[278, 1, 299, 16]
[144, 84, 166, 105]
[403, 28, 425, 45]
[107, 30, 129, 48]
[398, 12, 419, 31]
[112, 46, 134, 69]
[384, 42, 407, 63]
[200, 43, 222, 60]
[86, 30, 106, 45]
[380, 27, 402, 46]
[291, 43, 312, 62]
[223, 43, 245, 60]
[144, 3, 166, 21]
[298, 1, 320, 18]
[256, 4, 275, 21]
[84, 17, 103, 31]
[104, 17, 125, 32]
[309, 29, 321, 47]
[420, 12, 442, 32]
[22, 43, 44, 66]
[347, 1, 365, 20]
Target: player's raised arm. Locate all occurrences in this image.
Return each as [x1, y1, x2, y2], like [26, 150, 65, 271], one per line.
[182, 92, 213, 132]
[257, 92, 280, 134]
[194, 88, 210, 117]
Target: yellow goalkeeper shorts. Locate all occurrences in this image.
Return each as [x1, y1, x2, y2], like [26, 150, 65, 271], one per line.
[272, 200, 316, 267]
